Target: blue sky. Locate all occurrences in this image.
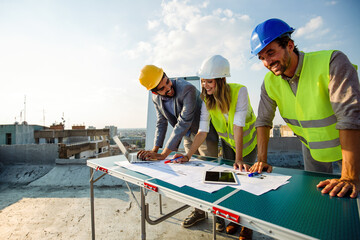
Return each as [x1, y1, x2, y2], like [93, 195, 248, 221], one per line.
[0, 0, 359, 129]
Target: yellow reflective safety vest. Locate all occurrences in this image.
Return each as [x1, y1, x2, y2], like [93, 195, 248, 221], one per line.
[208, 83, 257, 157]
[264, 50, 342, 162]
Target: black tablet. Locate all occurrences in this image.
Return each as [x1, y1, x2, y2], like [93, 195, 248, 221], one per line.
[203, 171, 238, 185]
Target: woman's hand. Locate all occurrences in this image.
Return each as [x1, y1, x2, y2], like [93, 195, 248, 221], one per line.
[233, 160, 251, 172]
[249, 161, 273, 173]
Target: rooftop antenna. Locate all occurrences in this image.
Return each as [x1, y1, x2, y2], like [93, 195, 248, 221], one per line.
[43, 108, 46, 127]
[24, 95, 26, 122]
[61, 112, 65, 127]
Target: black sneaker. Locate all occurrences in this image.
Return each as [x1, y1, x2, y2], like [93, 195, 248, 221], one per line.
[216, 217, 225, 232]
[182, 210, 206, 228]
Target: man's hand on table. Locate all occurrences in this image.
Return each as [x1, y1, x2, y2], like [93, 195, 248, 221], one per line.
[137, 150, 165, 161]
[317, 178, 360, 198]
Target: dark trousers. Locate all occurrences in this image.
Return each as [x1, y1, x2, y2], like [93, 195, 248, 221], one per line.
[221, 139, 257, 164]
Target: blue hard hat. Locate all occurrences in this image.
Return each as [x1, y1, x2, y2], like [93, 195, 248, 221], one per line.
[250, 18, 295, 56]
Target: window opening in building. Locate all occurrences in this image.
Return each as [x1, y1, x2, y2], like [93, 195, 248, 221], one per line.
[6, 133, 11, 145]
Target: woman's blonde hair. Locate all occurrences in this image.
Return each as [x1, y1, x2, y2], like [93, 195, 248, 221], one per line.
[201, 78, 231, 114]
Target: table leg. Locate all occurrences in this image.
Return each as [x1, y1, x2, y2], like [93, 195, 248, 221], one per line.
[90, 168, 95, 240]
[213, 215, 216, 240]
[141, 187, 146, 240]
[159, 194, 163, 215]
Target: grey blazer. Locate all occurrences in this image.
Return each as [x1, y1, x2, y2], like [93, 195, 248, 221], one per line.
[153, 78, 218, 151]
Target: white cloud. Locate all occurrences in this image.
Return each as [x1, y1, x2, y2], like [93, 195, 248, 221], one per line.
[301, 40, 342, 52]
[325, 1, 337, 6]
[309, 28, 330, 39]
[126, 41, 153, 59]
[239, 14, 250, 21]
[148, 20, 160, 30]
[223, 9, 233, 18]
[294, 16, 328, 39]
[201, 0, 209, 8]
[250, 61, 263, 71]
[125, 0, 252, 76]
[161, 0, 202, 30]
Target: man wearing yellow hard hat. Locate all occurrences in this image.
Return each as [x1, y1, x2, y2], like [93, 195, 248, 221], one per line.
[138, 64, 219, 228]
[138, 64, 219, 161]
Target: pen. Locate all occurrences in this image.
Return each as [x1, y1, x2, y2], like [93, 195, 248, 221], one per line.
[248, 172, 260, 177]
[164, 156, 184, 164]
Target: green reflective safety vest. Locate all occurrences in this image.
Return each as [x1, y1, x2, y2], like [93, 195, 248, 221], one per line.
[208, 83, 257, 157]
[264, 50, 344, 162]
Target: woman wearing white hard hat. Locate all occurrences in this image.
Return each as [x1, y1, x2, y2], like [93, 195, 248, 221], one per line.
[174, 55, 257, 239]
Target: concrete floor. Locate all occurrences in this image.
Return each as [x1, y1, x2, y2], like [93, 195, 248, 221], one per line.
[0, 164, 275, 240]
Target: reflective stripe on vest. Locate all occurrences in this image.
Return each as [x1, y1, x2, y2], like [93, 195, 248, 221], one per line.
[283, 115, 337, 128]
[309, 138, 340, 149]
[217, 121, 256, 149]
[264, 50, 343, 162]
[294, 133, 340, 149]
[208, 83, 257, 157]
[284, 114, 340, 149]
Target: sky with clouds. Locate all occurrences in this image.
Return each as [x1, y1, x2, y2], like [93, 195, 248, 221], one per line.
[0, 0, 359, 129]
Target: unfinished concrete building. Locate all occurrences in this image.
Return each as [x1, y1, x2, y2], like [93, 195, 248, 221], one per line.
[34, 127, 110, 160]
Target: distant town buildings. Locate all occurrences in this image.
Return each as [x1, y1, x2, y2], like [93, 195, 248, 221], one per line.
[118, 128, 146, 150]
[270, 125, 295, 137]
[0, 122, 299, 167]
[105, 125, 118, 144]
[119, 128, 146, 138]
[279, 125, 294, 137]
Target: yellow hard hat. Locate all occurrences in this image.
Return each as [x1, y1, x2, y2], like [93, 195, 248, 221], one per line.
[139, 65, 164, 90]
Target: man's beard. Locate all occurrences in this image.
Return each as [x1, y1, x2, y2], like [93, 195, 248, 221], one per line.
[160, 86, 175, 98]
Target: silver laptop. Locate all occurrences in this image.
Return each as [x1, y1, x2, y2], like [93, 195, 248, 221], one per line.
[113, 136, 148, 163]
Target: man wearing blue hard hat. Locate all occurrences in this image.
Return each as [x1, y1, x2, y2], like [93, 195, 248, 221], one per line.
[249, 18, 360, 199]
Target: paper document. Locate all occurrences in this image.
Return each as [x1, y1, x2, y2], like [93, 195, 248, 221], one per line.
[115, 157, 291, 195]
[116, 159, 218, 187]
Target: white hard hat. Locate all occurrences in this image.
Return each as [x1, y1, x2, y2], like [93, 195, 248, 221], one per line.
[197, 55, 231, 79]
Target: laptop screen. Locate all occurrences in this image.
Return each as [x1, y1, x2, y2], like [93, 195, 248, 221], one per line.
[113, 136, 129, 157]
